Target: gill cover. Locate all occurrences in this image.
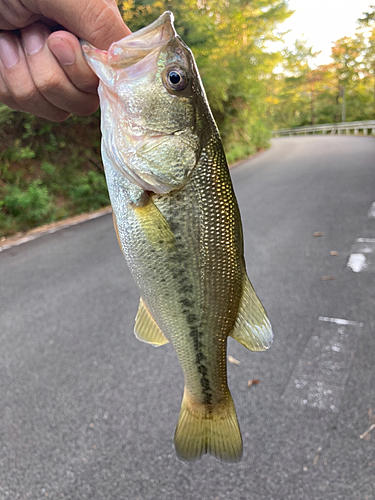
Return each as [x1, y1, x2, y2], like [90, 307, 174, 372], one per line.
[82, 12, 200, 194]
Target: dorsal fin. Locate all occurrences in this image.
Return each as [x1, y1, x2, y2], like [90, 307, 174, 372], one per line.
[134, 298, 169, 347]
[230, 275, 273, 351]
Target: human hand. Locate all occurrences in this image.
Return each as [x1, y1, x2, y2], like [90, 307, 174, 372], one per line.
[0, 0, 131, 121]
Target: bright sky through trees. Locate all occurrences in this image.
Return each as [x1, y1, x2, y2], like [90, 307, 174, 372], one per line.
[282, 0, 374, 66]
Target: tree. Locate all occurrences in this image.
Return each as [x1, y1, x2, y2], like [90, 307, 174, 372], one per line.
[118, 0, 292, 159]
[268, 39, 320, 128]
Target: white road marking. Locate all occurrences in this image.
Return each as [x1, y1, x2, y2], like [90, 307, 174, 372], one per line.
[367, 202, 375, 218]
[347, 239, 375, 272]
[347, 253, 367, 272]
[283, 320, 362, 412]
[318, 316, 364, 327]
[356, 238, 375, 243]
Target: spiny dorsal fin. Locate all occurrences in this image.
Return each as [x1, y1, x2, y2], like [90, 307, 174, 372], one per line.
[230, 275, 273, 351]
[134, 298, 169, 347]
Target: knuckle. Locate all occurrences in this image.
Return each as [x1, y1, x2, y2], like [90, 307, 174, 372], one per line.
[0, 2, 32, 29]
[37, 73, 64, 96]
[13, 83, 39, 106]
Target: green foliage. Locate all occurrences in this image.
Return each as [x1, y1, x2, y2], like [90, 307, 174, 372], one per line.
[0, 104, 17, 126]
[0, 111, 107, 237]
[2, 3, 374, 237]
[68, 171, 110, 212]
[2, 181, 55, 227]
[271, 6, 375, 129]
[4, 144, 36, 162]
[120, 0, 292, 151]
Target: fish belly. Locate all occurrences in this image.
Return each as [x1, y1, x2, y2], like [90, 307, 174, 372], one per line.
[106, 138, 245, 461]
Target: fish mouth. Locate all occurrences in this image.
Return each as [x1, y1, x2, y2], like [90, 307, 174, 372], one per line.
[81, 13, 197, 195]
[81, 11, 176, 70]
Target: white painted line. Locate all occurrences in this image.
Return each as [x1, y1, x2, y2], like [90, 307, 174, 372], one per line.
[367, 202, 375, 218]
[347, 239, 375, 272]
[356, 238, 375, 243]
[283, 321, 361, 412]
[347, 253, 367, 272]
[318, 316, 364, 327]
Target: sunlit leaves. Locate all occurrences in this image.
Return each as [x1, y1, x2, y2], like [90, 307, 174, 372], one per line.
[270, 5, 375, 129]
[118, 0, 292, 156]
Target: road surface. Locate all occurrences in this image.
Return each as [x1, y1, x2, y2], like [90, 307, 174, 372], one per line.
[0, 136, 374, 499]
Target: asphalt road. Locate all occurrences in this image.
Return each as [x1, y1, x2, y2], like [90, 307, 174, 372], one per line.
[0, 136, 374, 500]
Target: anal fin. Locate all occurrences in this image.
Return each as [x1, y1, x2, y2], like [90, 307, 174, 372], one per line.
[134, 298, 169, 347]
[230, 275, 273, 351]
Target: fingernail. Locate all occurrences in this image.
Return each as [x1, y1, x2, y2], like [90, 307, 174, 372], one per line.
[0, 36, 20, 69]
[48, 38, 75, 66]
[23, 29, 45, 56]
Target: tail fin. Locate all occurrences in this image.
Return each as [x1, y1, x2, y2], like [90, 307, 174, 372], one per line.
[174, 389, 243, 463]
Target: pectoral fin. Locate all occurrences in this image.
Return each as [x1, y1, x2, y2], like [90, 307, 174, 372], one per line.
[230, 275, 273, 351]
[134, 298, 169, 347]
[132, 196, 175, 250]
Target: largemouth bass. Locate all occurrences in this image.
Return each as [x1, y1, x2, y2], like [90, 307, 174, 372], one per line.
[82, 11, 273, 463]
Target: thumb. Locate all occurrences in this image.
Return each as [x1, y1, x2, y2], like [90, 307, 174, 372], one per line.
[32, 0, 131, 49]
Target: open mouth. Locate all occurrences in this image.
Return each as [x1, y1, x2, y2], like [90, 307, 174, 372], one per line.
[82, 11, 176, 71]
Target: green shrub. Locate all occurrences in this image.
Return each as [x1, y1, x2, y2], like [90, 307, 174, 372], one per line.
[2, 180, 55, 226]
[40, 161, 57, 176]
[4, 143, 36, 162]
[0, 104, 16, 126]
[68, 171, 109, 212]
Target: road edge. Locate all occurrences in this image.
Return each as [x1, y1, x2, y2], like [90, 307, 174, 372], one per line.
[0, 206, 112, 253]
[0, 148, 268, 253]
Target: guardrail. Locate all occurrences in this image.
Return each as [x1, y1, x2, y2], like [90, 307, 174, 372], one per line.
[273, 120, 375, 137]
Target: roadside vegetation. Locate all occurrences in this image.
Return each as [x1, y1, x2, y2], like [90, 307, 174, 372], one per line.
[270, 9, 375, 128]
[1, 1, 374, 238]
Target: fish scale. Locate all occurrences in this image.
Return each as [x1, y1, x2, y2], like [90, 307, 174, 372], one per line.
[82, 11, 273, 462]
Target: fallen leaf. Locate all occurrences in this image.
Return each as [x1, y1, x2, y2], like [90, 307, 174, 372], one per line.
[359, 423, 375, 439]
[313, 454, 319, 466]
[227, 355, 240, 366]
[314, 232, 324, 237]
[321, 276, 335, 280]
[330, 251, 338, 256]
[247, 379, 260, 388]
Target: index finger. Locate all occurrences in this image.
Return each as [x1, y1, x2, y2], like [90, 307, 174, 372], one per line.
[28, 0, 131, 49]
[47, 31, 99, 94]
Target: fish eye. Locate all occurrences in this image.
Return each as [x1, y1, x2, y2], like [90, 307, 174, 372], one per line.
[165, 67, 188, 91]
